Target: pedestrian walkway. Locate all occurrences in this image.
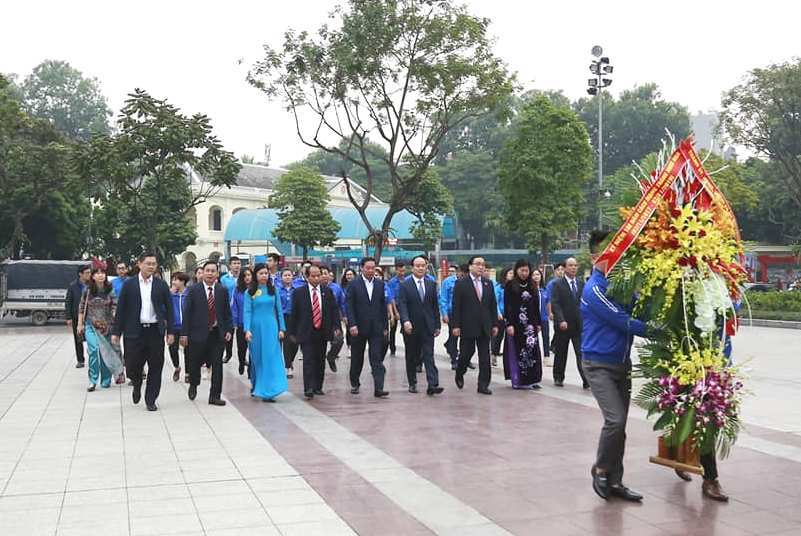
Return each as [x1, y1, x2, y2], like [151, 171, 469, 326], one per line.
[2, 325, 801, 535]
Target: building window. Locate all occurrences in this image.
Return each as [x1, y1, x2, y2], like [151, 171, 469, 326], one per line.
[209, 207, 223, 231]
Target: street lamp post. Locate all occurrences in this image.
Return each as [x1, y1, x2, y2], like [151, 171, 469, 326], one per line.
[587, 46, 613, 230]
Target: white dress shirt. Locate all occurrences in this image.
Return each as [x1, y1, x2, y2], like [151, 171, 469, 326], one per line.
[363, 275, 374, 301]
[139, 274, 157, 324]
[413, 275, 426, 299]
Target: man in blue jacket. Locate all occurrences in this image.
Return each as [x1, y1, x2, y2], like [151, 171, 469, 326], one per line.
[438, 264, 460, 369]
[581, 231, 649, 502]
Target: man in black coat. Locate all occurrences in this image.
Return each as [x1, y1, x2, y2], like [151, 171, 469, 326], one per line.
[346, 257, 389, 398]
[451, 256, 499, 395]
[397, 255, 444, 396]
[288, 265, 341, 399]
[549, 256, 589, 388]
[65, 264, 91, 368]
[112, 252, 175, 411]
[179, 261, 233, 406]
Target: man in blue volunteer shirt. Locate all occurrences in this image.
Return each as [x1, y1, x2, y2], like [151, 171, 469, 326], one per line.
[439, 264, 460, 369]
[219, 256, 241, 363]
[320, 265, 346, 372]
[386, 261, 406, 356]
[112, 261, 130, 297]
[582, 231, 651, 503]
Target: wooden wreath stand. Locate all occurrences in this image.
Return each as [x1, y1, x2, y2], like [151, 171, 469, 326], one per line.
[649, 436, 704, 475]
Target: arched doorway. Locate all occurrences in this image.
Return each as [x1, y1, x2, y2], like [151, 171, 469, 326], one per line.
[183, 252, 197, 273]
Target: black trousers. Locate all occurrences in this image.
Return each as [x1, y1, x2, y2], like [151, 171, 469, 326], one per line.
[301, 329, 326, 393]
[224, 329, 234, 360]
[444, 330, 459, 363]
[458, 334, 491, 389]
[327, 329, 344, 359]
[491, 322, 505, 355]
[701, 453, 718, 481]
[189, 327, 224, 400]
[541, 320, 550, 357]
[124, 326, 165, 405]
[404, 330, 439, 388]
[388, 317, 398, 354]
[168, 339, 185, 369]
[283, 314, 299, 368]
[350, 333, 386, 391]
[71, 319, 85, 364]
[553, 329, 587, 385]
[235, 326, 248, 366]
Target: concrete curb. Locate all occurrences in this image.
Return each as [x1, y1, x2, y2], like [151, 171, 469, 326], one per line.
[741, 318, 801, 330]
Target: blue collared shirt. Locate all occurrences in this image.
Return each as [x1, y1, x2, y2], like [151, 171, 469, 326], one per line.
[438, 275, 457, 317]
[279, 284, 294, 315]
[327, 282, 347, 315]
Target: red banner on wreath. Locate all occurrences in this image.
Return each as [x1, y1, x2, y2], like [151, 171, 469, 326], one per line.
[595, 148, 687, 275]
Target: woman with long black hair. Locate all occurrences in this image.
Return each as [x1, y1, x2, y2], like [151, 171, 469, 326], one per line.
[243, 263, 287, 401]
[231, 267, 254, 376]
[502, 259, 543, 389]
[77, 266, 124, 391]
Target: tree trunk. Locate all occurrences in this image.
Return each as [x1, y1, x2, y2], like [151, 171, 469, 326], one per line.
[374, 234, 385, 265]
[302, 245, 308, 260]
[541, 233, 550, 266]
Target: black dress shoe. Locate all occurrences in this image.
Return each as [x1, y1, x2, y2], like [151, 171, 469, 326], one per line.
[313, 389, 325, 396]
[554, 380, 564, 387]
[583, 383, 591, 390]
[609, 484, 643, 502]
[146, 403, 158, 412]
[172, 368, 181, 382]
[592, 471, 610, 500]
[408, 385, 418, 394]
[208, 398, 227, 406]
[374, 390, 389, 398]
[238, 363, 245, 375]
[304, 391, 314, 400]
[87, 384, 96, 392]
[466, 361, 476, 369]
[223, 355, 232, 364]
[188, 385, 197, 401]
[477, 386, 493, 395]
[350, 386, 360, 394]
[675, 469, 692, 482]
[427, 386, 444, 396]
[132, 385, 142, 404]
[455, 371, 464, 389]
[451, 363, 457, 371]
[327, 356, 338, 372]
[76, 362, 85, 369]
[416, 365, 423, 373]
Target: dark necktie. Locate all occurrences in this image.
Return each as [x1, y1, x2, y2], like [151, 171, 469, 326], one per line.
[570, 279, 578, 299]
[417, 279, 425, 301]
[207, 286, 216, 329]
[311, 287, 322, 329]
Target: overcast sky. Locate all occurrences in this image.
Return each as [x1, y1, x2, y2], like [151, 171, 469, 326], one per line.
[3, 0, 798, 167]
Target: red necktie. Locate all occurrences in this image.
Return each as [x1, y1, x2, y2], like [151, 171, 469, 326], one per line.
[311, 287, 322, 329]
[207, 286, 216, 329]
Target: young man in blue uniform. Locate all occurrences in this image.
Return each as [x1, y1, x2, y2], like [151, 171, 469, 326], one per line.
[581, 231, 650, 502]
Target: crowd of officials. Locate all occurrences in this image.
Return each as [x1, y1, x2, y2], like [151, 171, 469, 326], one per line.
[63, 233, 729, 503]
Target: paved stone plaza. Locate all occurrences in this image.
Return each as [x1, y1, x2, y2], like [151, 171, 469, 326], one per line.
[1, 323, 800, 535]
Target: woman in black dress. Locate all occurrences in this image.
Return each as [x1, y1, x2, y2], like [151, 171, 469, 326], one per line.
[503, 259, 543, 389]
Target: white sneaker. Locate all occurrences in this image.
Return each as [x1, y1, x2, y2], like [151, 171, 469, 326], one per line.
[286, 368, 293, 379]
[544, 356, 554, 367]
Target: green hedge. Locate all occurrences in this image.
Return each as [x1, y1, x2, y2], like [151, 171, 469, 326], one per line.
[743, 290, 801, 313]
[740, 310, 801, 322]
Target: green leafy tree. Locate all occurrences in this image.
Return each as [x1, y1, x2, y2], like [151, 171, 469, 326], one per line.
[268, 167, 341, 259]
[248, 0, 513, 262]
[498, 96, 593, 263]
[75, 89, 240, 264]
[738, 158, 801, 244]
[721, 59, 801, 208]
[575, 84, 691, 175]
[17, 60, 111, 141]
[0, 74, 90, 259]
[405, 169, 452, 251]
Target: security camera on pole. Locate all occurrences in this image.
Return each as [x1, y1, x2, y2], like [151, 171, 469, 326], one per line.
[587, 46, 614, 229]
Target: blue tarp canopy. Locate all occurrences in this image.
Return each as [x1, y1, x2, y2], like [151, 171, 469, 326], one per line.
[225, 207, 430, 242]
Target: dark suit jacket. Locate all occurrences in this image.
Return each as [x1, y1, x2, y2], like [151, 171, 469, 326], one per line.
[451, 275, 497, 338]
[346, 276, 388, 338]
[550, 276, 584, 333]
[112, 276, 174, 337]
[64, 279, 84, 320]
[289, 284, 341, 343]
[180, 282, 233, 343]
[397, 277, 440, 336]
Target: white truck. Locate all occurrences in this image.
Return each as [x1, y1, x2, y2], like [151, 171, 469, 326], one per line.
[0, 260, 87, 326]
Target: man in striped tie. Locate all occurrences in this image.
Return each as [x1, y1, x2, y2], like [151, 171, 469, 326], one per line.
[288, 265, 341, 400]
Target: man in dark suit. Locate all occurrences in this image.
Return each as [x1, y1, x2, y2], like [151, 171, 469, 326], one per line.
[179, 261, 233, 406]
[112, 252, 175, 411]
[451, 256, 499, 395]
[288, 265, 341, 399]
[550, 256, 589, 389]
[65, 264, 91, 368]
[347, 257, 389, 398]
[397, 255, 444, 396]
